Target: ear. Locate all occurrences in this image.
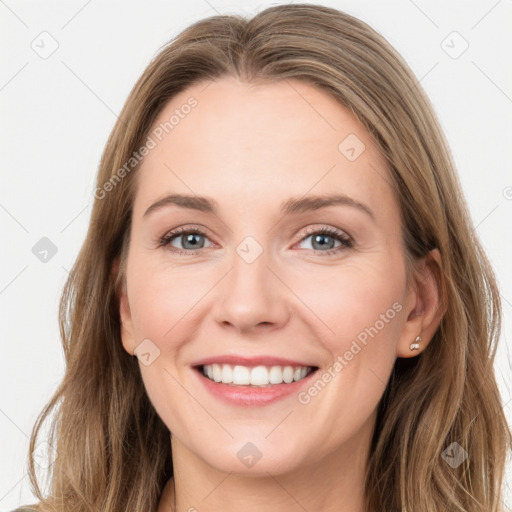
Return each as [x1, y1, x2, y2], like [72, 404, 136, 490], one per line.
[397, 248, 446, 358]
[113, 258, 136, 356]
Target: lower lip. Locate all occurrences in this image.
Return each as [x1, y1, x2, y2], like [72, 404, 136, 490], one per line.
[194, 367, 318, 406]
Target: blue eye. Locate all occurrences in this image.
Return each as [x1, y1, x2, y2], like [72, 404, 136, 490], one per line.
[297, 227, 353, 255]
[159, 225, 353, 256]
[159, 227, 212, 255]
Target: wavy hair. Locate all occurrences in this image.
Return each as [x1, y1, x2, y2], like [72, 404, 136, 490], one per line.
[18, 4, 511, 511]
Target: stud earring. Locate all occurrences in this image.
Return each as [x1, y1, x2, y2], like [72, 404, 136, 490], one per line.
[410, 335, 421, 351]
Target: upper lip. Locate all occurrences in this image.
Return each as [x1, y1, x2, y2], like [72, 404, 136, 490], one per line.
[192, 355, 317, 368]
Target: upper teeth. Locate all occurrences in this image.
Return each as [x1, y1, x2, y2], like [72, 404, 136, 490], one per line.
[202, 364, 313, 386]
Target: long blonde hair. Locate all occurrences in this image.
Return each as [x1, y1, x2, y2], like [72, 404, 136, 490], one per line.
[19, 4, 511, 511]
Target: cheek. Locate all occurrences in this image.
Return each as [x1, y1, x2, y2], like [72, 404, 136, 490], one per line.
[294, 259, 404, 366]
[127, 257, 208, 342]
[287, 262, 404, 444]
[126, 260, 203, 430]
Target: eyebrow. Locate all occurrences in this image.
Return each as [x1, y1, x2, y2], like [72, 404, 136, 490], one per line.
[143, 193, 375, 221]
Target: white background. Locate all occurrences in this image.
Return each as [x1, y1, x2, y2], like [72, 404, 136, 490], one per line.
[1, 0, 511, 510]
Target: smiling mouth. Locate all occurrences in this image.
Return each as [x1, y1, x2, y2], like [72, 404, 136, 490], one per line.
[196, 364, 319, 387]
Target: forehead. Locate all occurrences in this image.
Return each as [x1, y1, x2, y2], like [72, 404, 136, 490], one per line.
[134, 76, 396, 223]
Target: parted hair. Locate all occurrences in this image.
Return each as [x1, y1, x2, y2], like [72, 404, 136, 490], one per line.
[19, 4, 510, 511]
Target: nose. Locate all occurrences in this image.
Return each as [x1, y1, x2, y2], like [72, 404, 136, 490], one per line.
[212, 246, 291, 335]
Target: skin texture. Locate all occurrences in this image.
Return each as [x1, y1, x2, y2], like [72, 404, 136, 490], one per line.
[118, 76, 444, 512]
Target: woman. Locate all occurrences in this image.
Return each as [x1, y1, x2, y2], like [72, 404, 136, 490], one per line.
[16, 3, 511, 511]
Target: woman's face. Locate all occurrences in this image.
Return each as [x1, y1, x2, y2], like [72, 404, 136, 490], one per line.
[119, 76, 421, 475]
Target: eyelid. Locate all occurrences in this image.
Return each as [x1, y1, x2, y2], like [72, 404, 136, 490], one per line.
[157, 224, 216, 249]
[294, 224, 351, 242]
[292, 224, 354, 253]
[158, 223, 354, 255]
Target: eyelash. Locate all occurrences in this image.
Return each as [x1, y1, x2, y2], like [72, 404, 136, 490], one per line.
[157, 225, 354, 257]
